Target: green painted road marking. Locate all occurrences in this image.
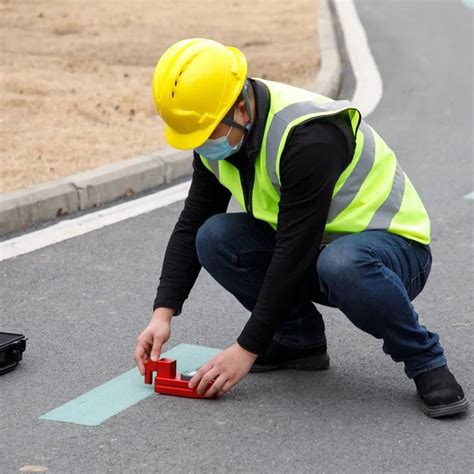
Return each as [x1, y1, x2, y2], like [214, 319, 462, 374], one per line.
[465, 192, 474, 200]
[39, 343, 221, 426]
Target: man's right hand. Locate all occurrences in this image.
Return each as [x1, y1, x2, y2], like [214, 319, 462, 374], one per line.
[134, 307, 174, 375]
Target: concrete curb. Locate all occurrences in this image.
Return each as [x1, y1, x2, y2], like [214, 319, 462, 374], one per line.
[0, 1, 342, 237]
[0, 149, 192, 236]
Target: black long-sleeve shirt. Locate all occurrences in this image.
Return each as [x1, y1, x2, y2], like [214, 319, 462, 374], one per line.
[153, 79, 355, 355]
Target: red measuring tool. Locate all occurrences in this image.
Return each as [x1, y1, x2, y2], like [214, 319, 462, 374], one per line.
[144, 358, 213, 398]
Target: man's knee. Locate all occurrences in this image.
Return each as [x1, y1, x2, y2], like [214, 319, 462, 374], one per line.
[317, 238, 383, 335]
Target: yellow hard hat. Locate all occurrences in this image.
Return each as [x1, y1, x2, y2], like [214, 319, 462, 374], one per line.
[152, 38, 247, 150]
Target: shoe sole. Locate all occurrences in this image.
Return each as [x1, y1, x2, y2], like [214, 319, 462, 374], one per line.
[250, 353, 330, 373]
[421, 396, 469, 418]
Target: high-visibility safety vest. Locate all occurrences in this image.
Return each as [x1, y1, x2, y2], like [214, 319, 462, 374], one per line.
[199, 79, 431, 245]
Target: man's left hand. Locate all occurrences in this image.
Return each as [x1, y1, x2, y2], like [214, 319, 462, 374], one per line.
[188, 343, 258, 398]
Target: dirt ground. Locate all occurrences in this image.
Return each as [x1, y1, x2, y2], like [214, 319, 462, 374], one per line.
[0, 0, 320, 193]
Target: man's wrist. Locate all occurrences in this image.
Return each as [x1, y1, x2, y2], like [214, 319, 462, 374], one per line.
[236, 342, 258, 360]
[153, 307, 176, 322]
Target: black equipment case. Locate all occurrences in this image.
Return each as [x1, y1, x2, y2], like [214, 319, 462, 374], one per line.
[0, 332, 27, 375]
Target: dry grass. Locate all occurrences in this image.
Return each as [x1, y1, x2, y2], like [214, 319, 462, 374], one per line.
[0, 0, 320, 193]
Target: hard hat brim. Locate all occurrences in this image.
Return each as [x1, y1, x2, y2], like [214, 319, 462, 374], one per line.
[164, 123, 214, 150]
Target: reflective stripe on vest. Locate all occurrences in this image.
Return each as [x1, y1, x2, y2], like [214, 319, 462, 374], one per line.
[265, 100, 354, 192]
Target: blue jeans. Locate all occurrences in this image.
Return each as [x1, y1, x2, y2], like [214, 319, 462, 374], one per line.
[195, 212, 446, 378]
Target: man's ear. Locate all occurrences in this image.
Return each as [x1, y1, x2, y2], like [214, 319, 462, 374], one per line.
[236, 99, 250, 124]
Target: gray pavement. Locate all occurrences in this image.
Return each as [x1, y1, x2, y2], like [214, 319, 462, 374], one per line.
[1, 1, 473, 472]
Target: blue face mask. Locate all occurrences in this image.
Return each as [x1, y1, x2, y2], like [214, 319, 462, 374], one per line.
[195, 120, 251, 161]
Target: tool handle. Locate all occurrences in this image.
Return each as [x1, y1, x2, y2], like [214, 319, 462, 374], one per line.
[144, 358, 177, 384]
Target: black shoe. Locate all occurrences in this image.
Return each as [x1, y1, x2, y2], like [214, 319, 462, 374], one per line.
[414, 365, 469, 418]
[250, 340, 330, 373]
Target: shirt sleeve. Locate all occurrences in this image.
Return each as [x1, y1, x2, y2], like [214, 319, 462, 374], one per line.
[153, 154, 231, 314]
[237, 120, 353, 354]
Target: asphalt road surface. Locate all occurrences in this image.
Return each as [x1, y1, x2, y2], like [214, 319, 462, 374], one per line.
[1, 1, 473, 472]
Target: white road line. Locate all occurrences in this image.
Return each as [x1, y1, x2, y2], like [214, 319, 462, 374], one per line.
[1, 0, 382, 261]
[0, 181, 191, 261]
[334, 0, 383, 118]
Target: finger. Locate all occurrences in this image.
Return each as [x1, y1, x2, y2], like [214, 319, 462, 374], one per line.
[204, 374, 227, 399]
[196, 367, 219, 395]
[150, 337, 163, 361]
[188, 362, 212, 389]
[134, 344, 146, 375]
[218, 379, 234, 397]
